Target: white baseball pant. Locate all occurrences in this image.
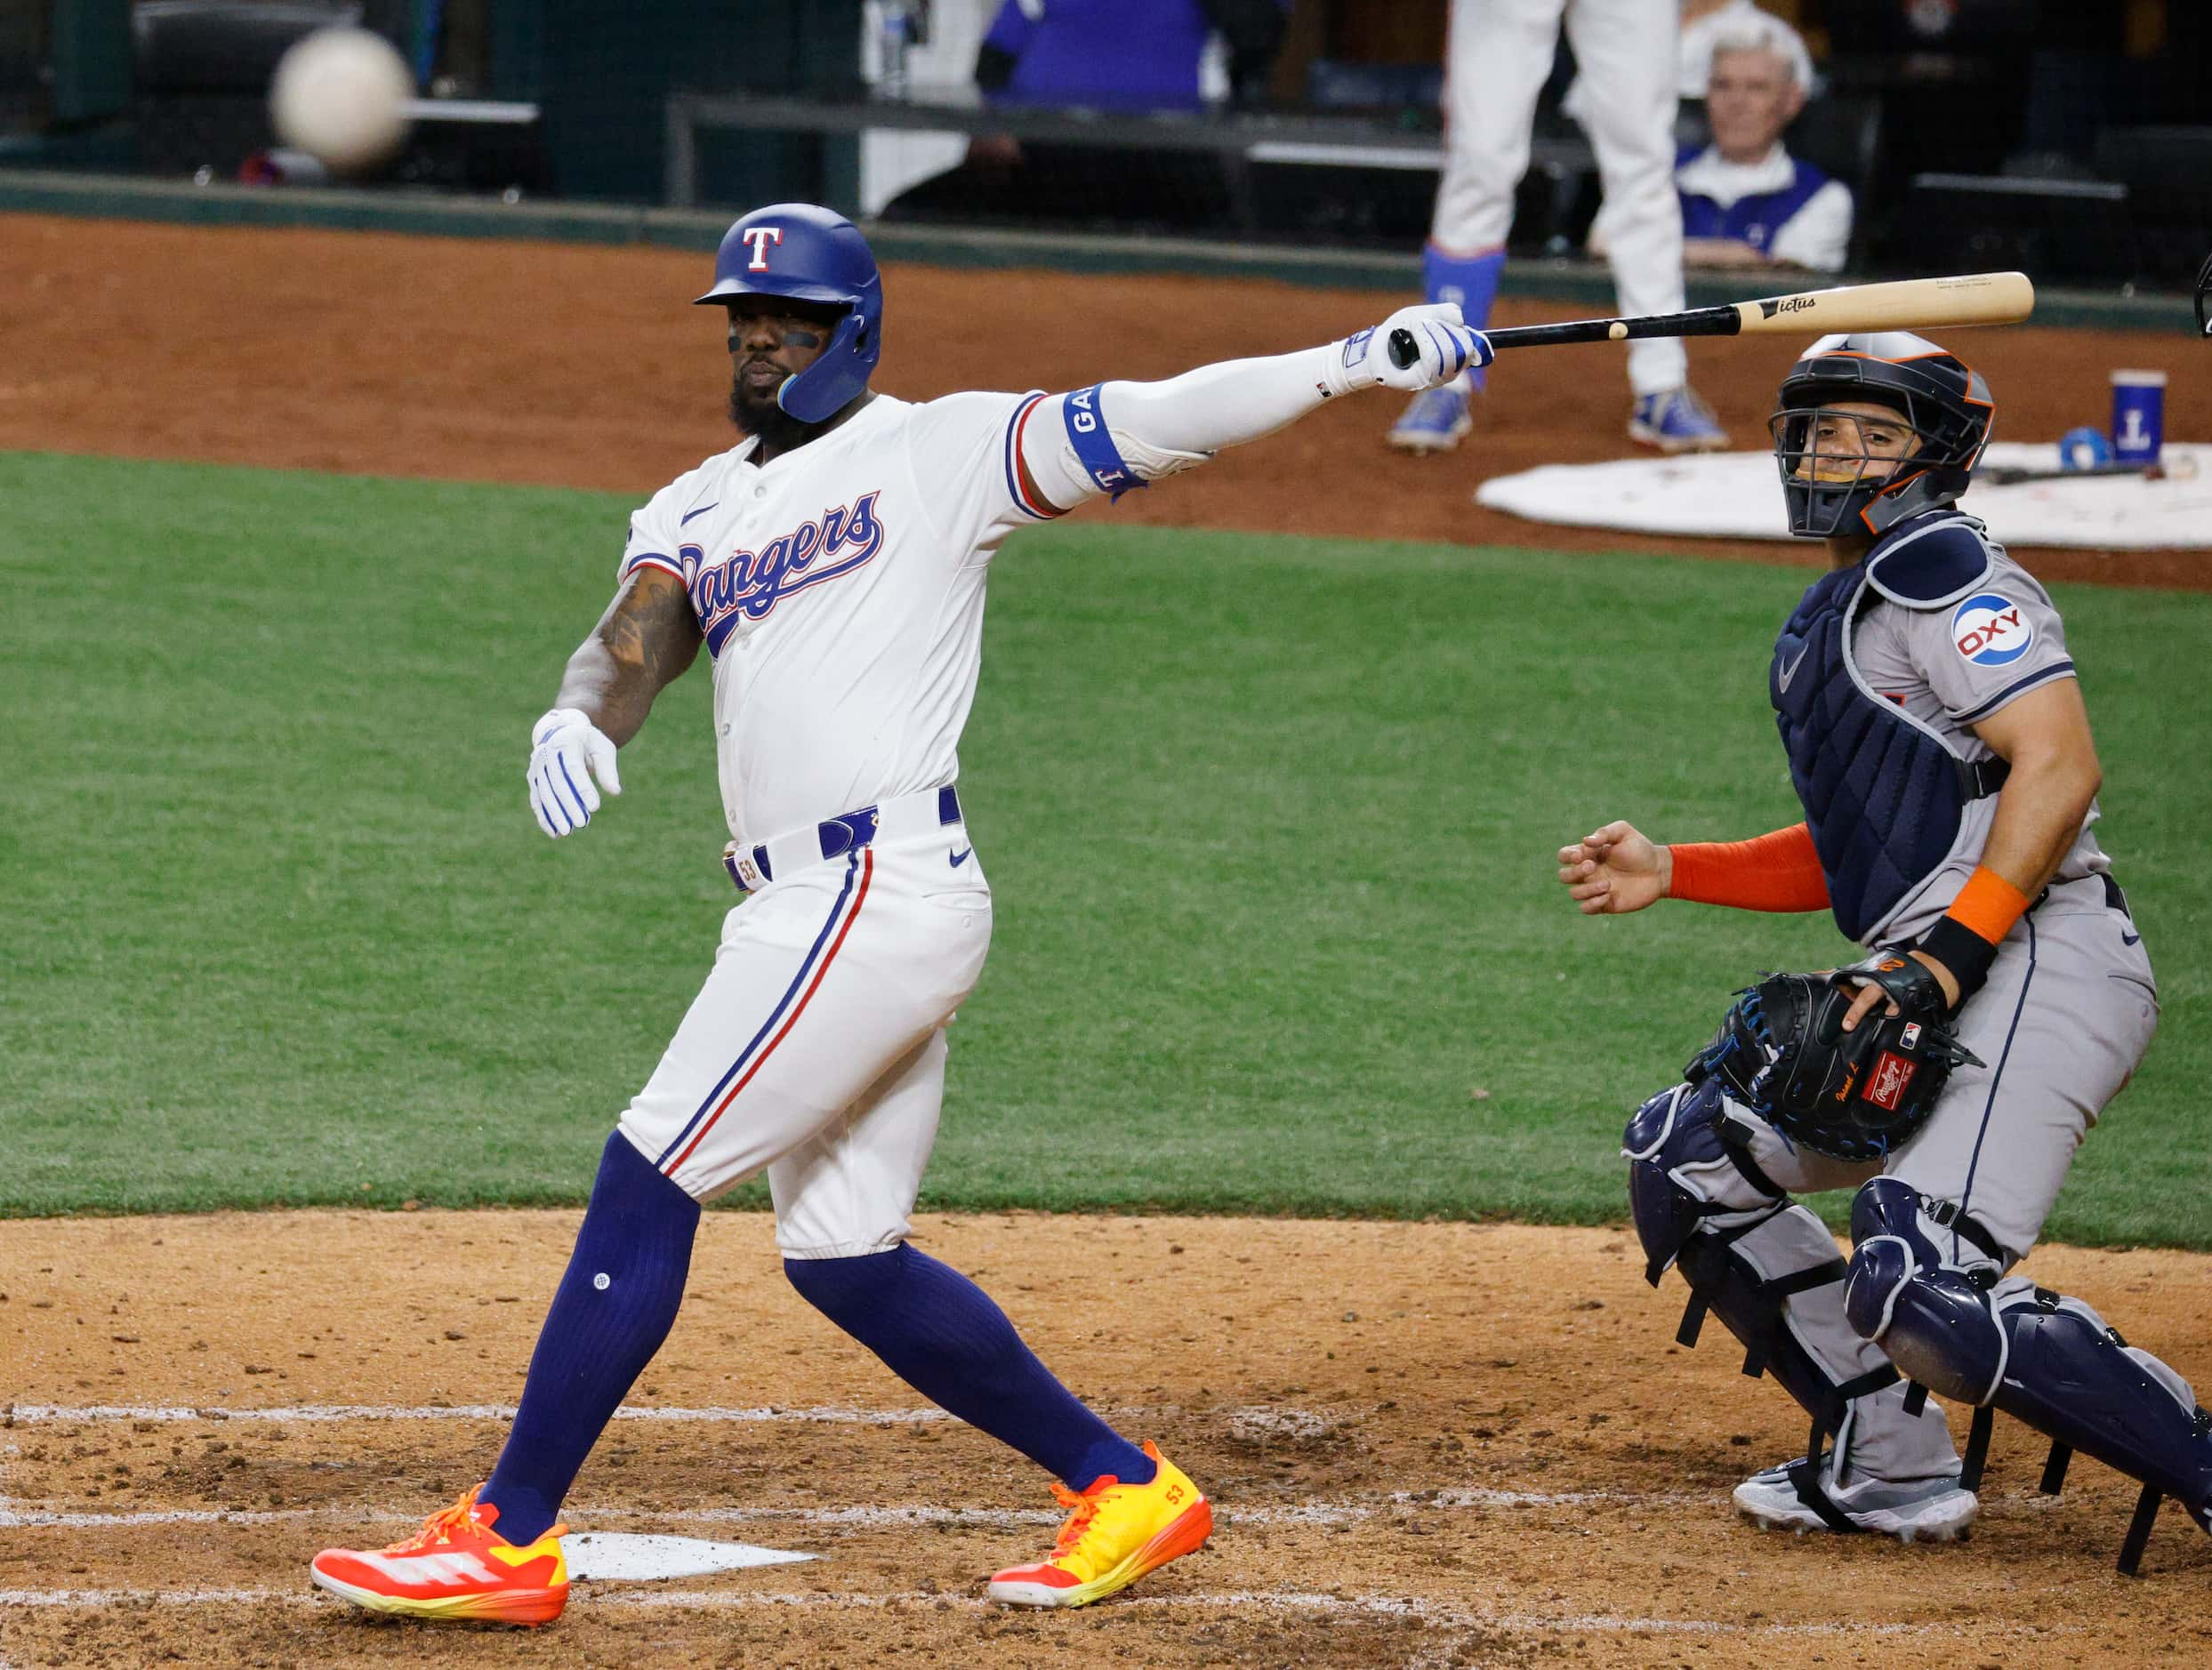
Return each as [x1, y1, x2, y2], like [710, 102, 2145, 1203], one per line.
[615, 799, 991, 1259]
[1433, 0, 1688, 395]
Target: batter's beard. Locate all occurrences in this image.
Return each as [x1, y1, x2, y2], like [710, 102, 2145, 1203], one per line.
[728, 373, 813, 453]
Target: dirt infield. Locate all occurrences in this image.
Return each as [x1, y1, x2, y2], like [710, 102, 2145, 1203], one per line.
[4, 1211, 2212, 1668]
[2, 211, 2208, 588]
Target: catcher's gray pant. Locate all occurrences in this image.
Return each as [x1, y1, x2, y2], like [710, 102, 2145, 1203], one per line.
[1634, 873, 2158, 1488]
[1755, 871, 2158, 1265]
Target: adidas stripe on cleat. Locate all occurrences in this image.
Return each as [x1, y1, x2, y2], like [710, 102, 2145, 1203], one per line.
[310, 1484, 568, 1626]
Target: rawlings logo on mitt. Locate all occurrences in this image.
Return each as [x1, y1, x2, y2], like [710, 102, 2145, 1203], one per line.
[1685, 957, 1984, 1161]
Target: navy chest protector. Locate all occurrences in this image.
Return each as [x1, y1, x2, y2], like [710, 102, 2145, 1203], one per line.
[1770, 518, 2008, 942]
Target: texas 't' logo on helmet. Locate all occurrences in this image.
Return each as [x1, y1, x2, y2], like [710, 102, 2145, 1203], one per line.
[742, 227, 784, 271]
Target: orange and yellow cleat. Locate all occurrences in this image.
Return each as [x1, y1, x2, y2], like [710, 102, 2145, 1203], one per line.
[310, 1484, 568, 1626]
[986, 1441, 1212, 1608]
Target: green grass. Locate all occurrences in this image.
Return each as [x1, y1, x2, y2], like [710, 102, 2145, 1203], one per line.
[4, 452, 2208, 1245]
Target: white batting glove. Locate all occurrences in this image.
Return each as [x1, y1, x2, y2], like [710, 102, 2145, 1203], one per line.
[526, 707, 621, 838]
[1327, 302, 1495, 396]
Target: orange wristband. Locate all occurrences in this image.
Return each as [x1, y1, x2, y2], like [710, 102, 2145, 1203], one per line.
[1944, 864, 2033, 946]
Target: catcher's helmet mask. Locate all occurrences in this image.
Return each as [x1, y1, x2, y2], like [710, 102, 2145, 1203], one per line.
[697, 202, 883, 427]
[1770, 331, 1995, 540]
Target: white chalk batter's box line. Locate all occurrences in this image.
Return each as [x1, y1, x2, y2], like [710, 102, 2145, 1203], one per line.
[0, 1401, 2086, 1520]
[0, 1488, 1708, 1534]
[0, 1585, 2082, 1641]
[3, 1400, 1374, 1432]
[0, 1481, 2081, 1535]
[0, 1402, 2080, 1525]
[3, 1401, 957, 1426]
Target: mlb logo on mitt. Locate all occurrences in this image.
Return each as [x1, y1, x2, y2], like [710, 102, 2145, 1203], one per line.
[1864, 1049, 1918, 1112]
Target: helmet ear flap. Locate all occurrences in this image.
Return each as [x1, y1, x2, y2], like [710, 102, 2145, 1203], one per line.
[775, 309, 874, 424]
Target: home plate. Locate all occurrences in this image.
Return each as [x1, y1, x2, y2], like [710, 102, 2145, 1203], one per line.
[565, 1533, 815, 1581]
[1474, 441, 2212, 550]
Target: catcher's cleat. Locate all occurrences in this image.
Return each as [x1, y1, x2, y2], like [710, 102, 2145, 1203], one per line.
[310, 1484, 568, 1626]
[1388, 381, 1474, 453]
[985, 1441, 1212, 1608]
[1733, 1457, 1977, 1543]
[1629, 386, 1730, 454]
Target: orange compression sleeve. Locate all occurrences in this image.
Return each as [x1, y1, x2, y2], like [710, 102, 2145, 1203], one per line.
[1665, 823, 1831, 912]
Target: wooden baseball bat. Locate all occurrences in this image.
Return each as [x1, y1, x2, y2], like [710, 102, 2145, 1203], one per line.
[1388, 271, 2034, 367]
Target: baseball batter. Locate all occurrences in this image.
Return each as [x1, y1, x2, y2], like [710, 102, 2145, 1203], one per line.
[310, 202, 1492, 1626]
[1390, 0, 1726, 455]
[1556, 333, 2211, 1566]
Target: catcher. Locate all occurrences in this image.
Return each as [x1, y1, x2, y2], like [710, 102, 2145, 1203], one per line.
[1556, 332, 2208, 1572]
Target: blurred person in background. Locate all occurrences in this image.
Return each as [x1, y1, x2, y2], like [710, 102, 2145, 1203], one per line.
[1569, 0, 1814, 111]
[975, 0, 1286, 113]
[1669, 10, 1851, 271]
[1678, 0, 1812, 99]
[885, 0, 1287, 229]
[1390, 0, 1727, 459]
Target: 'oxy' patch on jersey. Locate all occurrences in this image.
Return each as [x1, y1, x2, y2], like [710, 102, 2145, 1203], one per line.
[1949, 592, 2033, 668]
[679, 491, 885, 654]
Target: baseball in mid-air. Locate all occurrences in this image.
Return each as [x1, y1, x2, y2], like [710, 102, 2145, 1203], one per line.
[269, 28, 414, 175]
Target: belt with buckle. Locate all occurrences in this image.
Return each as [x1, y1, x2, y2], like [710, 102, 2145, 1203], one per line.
[724, 783, 963, 892]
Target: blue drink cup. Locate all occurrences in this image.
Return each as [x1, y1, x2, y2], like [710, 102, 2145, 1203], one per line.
[2111, 370, 2166, 464]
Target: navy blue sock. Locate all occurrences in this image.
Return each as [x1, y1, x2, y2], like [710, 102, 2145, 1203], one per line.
[480, 1133, 699, 1545]
[784, 1244, 1154, 1492]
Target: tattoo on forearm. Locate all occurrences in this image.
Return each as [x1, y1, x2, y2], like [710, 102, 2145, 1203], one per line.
[554, 570, 702, 746]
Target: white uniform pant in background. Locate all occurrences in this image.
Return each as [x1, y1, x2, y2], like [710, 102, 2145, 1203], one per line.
[615, 823, 992, 1258]
[1433, 0, 1687, 394]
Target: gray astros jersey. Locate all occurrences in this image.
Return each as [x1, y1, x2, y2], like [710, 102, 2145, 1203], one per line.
[1751, 513, 2160, 1263]
[1848, 522, 2110, 942]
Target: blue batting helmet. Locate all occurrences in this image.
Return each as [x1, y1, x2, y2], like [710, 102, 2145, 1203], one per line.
[696, 203, 882, 425]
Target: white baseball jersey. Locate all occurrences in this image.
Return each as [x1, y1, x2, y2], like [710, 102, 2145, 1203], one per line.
[616, 389, 1056, 843]
[599, 351, 1357, 1230]
[609, 387, 1074, 1240]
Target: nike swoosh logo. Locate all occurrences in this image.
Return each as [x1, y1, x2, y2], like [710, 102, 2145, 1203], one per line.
[1776, 646, 1811, 692]
[949, 847, 973, 869]
[680, 502, 720, 526]
[2122, 931, 2142, 946]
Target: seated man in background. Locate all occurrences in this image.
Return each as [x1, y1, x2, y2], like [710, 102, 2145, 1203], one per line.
[1675, 11, 1853, 271]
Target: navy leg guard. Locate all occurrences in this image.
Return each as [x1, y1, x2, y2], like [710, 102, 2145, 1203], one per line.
[1624, 1080, 1789, 1286]
[1847, 1176, 2212, 1573]
[1626, 1081, 1925, 1532]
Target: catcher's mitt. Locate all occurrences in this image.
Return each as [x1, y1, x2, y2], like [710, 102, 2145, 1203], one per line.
[1685, 959, 1984, 1162]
